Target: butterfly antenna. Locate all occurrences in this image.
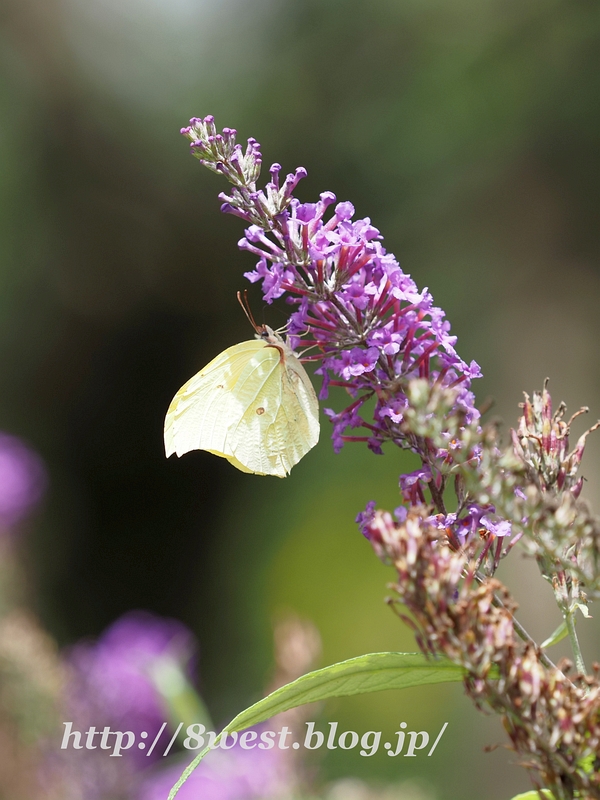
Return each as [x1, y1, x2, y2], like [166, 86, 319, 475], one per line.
[237, 290, 261, 334]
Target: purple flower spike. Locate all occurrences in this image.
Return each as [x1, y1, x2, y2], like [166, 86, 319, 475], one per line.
[181, 118, 503, 565]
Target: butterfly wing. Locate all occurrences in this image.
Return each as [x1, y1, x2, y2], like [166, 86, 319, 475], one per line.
[164, 340, 267, 459]
[164, 334, 320, 477]
[227, 343, 320, 477]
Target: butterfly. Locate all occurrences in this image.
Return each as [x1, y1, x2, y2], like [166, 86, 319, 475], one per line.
[164, 319, 320, 478]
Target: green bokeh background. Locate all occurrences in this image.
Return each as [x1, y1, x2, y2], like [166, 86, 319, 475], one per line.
[1, 1, 600, 798]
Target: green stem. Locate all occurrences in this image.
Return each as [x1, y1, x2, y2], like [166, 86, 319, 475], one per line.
[490, 591, 560, 674]
[564, 610, 587, 676]
[474, 571, 560, 674]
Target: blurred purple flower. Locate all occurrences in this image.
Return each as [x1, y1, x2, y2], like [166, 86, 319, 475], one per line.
[0, 432, 46, 527]
[66, 611, 197, 766]
[138, 742, 292, 800]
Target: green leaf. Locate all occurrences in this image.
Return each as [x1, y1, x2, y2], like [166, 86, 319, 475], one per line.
[168, 652, 464, 799]
[573, 601, 591, 619]
[218, 651, 463, 732]
[543, 602, 593, 650]
[578, 751, 595, 774]
[509, 791, 553, 799]
[541, 620, 568, 649]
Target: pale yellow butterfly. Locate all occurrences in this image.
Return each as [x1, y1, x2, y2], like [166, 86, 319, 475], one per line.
[164, 315, 320, 478]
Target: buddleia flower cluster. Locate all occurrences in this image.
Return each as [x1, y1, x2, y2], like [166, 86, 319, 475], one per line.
[180, 115, 506, 557]
[181, 116, 600, 798]
[362, 504, 600, 800]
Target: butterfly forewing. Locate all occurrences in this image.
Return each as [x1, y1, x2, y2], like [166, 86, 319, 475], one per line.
[221, 345, 284, 474]
[227, 344, 319, 477]
[227, 357, 288, 476]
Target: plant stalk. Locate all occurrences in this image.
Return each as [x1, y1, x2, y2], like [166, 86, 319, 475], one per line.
[564, 610, 587, 676]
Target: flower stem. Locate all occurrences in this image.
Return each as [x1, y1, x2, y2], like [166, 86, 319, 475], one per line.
[474, 571, 560, 674]
[490, 591, 560, 673]
[564, 610, 587, 676]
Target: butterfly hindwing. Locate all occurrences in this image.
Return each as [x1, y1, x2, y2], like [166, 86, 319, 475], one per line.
[164, 340, 267, 459]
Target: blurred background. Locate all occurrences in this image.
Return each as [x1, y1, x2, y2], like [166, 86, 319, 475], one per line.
[0, 0, 599, 798]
